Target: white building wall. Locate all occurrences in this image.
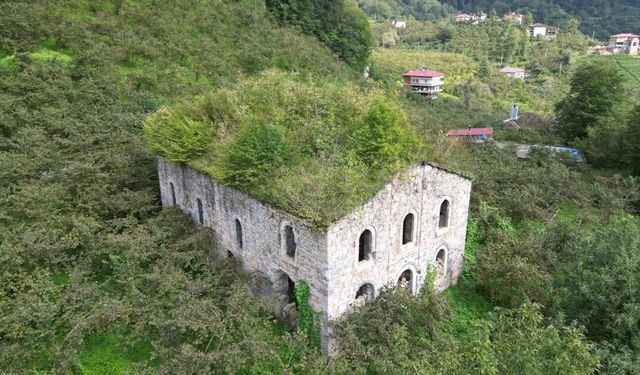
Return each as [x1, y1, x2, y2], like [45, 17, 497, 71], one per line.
[157, 158, 471, 353]
[325, 163, 471, 320]
[157, 157, 330, 337]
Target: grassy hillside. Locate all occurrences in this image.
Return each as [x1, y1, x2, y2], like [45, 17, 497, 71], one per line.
[371, 48, 477, 85]
[580, 54, 640, 92]
[2, 0, 639, 373]
[0, 1, 353, 372]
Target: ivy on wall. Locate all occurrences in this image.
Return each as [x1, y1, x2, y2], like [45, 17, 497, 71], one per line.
[294, 280, 320, 347]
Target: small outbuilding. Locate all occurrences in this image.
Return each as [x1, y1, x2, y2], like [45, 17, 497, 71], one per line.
[529, 23, 547, 38]
[392, 20, 407, 28]
[499, 66, 526, 80]
[447, 127, 493, 143]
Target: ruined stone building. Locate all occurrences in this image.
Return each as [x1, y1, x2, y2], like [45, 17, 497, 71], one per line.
[157, 157, 472, 351]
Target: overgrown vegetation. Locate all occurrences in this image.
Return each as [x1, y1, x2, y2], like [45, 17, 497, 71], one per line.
[144, 72, 420, 228]
[266, 0, 374, 70]
[3, 0, 640, 373]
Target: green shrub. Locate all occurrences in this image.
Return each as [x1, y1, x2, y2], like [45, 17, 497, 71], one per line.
[350, 96, 417, 168]
[143, 107, 214, 162]
[221, 120, 292, 187]
[29, 48, 73, 68]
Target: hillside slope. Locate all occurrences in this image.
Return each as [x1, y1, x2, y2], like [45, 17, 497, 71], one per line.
[0, 0, 355, 372]
[439, 0, 640, 38]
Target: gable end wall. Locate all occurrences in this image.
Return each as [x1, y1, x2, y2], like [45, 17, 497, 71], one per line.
[325, 164, 471, 319]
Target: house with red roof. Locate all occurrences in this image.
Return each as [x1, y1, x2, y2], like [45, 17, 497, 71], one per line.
[454, 13, 473, 23]
[402, 68, 444, 99]
[499, 66, 526, 80]
[447, 127, 493, 144]
[608, 33, 639, 55]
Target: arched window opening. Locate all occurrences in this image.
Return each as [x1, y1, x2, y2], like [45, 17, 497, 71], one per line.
[277, 273, 298, 326]
[402, 213, 415, 245]
[355, 283, 375, 301]
[358, 230, 372, 261]
[439, 200, 450, 228]
[435, 249, 447, 286]
[284, 225, 296, 258]
[170, 182, 176, 206]
[196, 198, 203, 224]
[235, 219, 243, 249]
[398, 269, 413, 292]
[286, 276, 297, 305]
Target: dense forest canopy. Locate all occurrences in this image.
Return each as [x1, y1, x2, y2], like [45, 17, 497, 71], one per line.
[439, 0, 640, 38]
[144, 72, 419, 228]
[266, 0, 374, 70]
[357, 0, 640, 39]
[357, 0, 455, 20]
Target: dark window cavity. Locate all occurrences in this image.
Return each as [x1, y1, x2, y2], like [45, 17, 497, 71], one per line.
[402, 213, 415, 244]
[398, 269, 413, 292]
[170, 182, 176, 206]
[439, 200, 450, 228]
[436, 249, 446, 280]
[287, 276, 296, 305]
[196, 198, 203, 224]
[284, 225, 296, 258]
[235, 219, 243, 249]
[355, 283, 375, 301]
[358, 230, 372, 261]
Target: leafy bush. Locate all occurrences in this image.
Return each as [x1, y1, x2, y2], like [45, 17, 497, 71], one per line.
[266, 0, 374, 70]
[475, 227, 554, 308]
[147, 72, 419, 228]
[221, 120, 292, 187]
[350, 96, 417, 168]
[143, 107, 214, 162]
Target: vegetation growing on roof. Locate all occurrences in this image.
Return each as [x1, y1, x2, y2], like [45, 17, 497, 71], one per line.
[144, 71, 422, 228]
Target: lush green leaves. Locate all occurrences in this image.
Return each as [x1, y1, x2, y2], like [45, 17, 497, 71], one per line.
[266, 0, 375, 70]
[222, 120, 292, 187]
[144, 107, 214, 162]
[350, 96, 418, 168]
[149, 72, 418, 227]
[555, 61, 626, 141]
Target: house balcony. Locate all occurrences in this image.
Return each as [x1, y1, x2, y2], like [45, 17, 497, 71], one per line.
[410, 85, 442, 93]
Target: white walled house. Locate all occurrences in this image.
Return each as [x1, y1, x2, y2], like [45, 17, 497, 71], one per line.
[403, 68, 444, 99]
[392, 20, 407, 28]
[454, 13, 473, 22]
[500, 66, 526, 79]
[529, 23, 547, 38]
[157, 157, 472, 353]
[608, 33, 640, 55]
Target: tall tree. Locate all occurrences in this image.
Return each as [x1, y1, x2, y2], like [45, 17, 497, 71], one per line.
[555, 61, 625, 141]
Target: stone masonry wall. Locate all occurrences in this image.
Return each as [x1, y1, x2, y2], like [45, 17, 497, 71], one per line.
[325, 163, 471, 320]
[157, 158, 471, 353]
[157, 157, 330, 341]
